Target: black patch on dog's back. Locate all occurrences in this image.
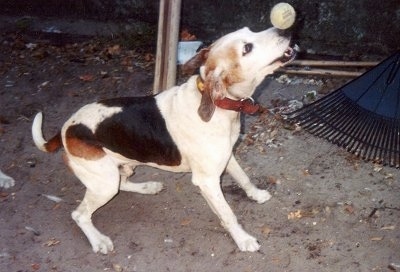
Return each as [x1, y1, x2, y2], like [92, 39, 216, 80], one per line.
[96, 97, 182, 166]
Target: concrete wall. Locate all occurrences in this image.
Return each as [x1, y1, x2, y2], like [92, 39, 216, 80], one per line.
[1, 0, 399, 56]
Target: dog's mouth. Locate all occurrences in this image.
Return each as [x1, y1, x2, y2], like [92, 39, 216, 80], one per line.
[280, 44, 298, 64]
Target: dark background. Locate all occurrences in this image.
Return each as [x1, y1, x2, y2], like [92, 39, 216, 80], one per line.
[1, 0, 399, 57]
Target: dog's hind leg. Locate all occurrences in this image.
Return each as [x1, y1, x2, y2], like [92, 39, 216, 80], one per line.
[119, 164, 163, 194]
[68, 156, 120, 254]
[226, 155, 271, 204]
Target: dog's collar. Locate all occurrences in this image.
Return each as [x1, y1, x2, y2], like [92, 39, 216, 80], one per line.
[196, 76, 260, 114]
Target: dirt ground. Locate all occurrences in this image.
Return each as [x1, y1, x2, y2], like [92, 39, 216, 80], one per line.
[0, 26, 399, 272]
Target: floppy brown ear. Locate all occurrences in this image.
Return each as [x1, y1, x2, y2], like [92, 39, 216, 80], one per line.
[197, 90, 215, 122]
[181, 47, 210, 75]
[198, 69, 227, 122]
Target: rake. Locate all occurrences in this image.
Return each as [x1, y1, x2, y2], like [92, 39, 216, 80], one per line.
[286, 50, 400, 168]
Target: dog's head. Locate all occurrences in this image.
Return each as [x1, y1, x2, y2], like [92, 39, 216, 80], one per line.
[183, 27, 295, 122]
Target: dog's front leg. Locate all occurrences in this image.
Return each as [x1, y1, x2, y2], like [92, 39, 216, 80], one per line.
[192, 173, 260, 252]
[226, 155, 271, 204]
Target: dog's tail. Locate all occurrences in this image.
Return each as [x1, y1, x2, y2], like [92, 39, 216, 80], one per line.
[32, 112, 63, 153]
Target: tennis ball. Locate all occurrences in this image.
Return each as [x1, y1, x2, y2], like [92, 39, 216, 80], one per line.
[270, 2, 296, 30]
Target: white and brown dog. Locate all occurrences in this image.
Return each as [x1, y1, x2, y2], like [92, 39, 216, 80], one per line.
[32, 27, 295, 254]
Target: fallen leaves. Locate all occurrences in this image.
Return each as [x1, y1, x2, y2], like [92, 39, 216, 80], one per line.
[369, 225, 396, 242]
[1, 32, 156, 92]
[237, 111, 285, 154]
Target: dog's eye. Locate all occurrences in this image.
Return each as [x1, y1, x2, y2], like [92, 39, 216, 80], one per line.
[242, 43, 253, 56]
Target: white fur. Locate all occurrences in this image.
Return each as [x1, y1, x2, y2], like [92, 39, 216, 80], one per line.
[33, 27, 292, 253]
[0, 170, 15, 189]
[63, 103, 123, 133]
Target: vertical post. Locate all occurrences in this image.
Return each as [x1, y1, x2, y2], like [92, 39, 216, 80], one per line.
[153, 0, 182, 94]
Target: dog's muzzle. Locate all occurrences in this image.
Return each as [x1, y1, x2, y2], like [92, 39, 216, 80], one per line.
[281, 44, 299, 64]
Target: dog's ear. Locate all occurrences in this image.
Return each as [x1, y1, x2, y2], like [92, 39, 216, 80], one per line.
[198, 68, 227, 122]
[181, 47, 210, 75]
[198, 90, 215, 122]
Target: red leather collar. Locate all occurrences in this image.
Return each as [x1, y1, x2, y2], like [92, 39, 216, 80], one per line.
[214, 97, 260, 114]
[196, 76, 260, 114]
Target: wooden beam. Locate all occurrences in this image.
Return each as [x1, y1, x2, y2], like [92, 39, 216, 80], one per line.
[290, 60, 379, 67]
[279, 68, 363, 77]
[153, 0, 182, 94]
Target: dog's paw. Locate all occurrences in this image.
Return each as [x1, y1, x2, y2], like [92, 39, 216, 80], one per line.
[91, 234, 114, 254]
[248, 188, 271, 204]
[0, 172, 15, 189]
[236, 234, 260, 252]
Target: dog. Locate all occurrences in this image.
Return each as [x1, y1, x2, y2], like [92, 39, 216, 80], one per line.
[32, 27, 295, 254]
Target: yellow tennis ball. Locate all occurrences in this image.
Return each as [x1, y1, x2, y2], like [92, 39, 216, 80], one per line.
[270, 2, 296, 29]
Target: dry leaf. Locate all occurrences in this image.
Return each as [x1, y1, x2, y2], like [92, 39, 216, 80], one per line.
[120, 56, 133, 66]
[288, 210, 303, 219]
[370, 236, 384, 241]
[267, 176, 278, 185]
[43, 238, 60, 247]
[344, 204, 355, 214]
[180, 29, 197, 41]
[144, 53, 154, 62]
[31, 263, 41, 271]
[79, 74, 95, 82]
[0, 192, 9, 198]
[384, 173, 394, 179]
[107, 45, 121, 55]
[180, 218, 192, 226]
[381, 225, 395, 230]
[113, 263, 123, 272]
[261, 225, 272, 236]
[373, 164, 383, 172]
[175, 182, 183, 193]
[288, 208, 319, 219]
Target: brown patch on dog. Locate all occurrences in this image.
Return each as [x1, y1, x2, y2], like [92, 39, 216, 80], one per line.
[198, 45, 244, 122]
[223, 47, 243, 86]
[44, 132, 63, 152]
[65, 124, 105, 160]
[205, 46, 243, 88]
